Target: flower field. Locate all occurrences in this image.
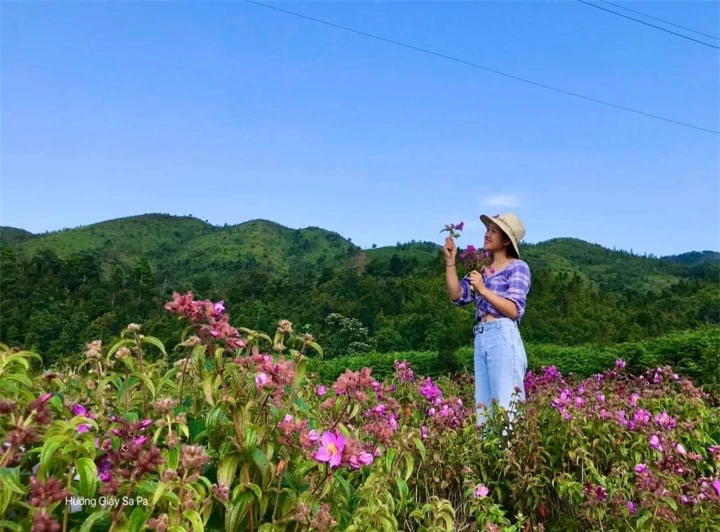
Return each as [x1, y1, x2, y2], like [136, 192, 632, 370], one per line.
[1, 293, 718, 531]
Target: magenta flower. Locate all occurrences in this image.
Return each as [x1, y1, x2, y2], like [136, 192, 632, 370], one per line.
[349, 452, 374, 469]
[635, 464, 648, 474]
[629, 393, 640, 407]
[596, 394, 605, 403]
[473, 484, 489, 498]
[627, 501, 636, 514]
[419, 378, 442, 404]
[255, 372, 270, 388]
[615, 359, 626, 369]
[77, 424, 91, 433]
[134, 436, 148, 446]
[316, 385, 327, 396]
[676, 443, 687, 455]
[649, 435, 662, 451]
[428, 407, 436, 417]
[72, 405, 88, 416]
[421, 426, 428, 439]
[705, 480, 720, 497]
[596, 486, 607, 502]
[213, 301, 225, 316]
[562, 411, 572, 421]
[141, 419, 153, 429]
[456, 222, 464, 231]
[307, 430, 319, 444]
[314, 431, 345, 468]
[654, 411, 677, 430]
[39, 393, 53, 403]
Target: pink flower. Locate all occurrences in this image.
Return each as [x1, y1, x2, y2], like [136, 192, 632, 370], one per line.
[629, 393, 640, 407]
[635, 464, 648, 474]
[421, 426, 428, 439]
[72, 405, 88, 416]
[654, 411, 677, 430]
[39, 393, 53, 403]
[712, 480, 720, 497]
[428, 408, 436, 417]
[255, 372, 270, 388]
[574, 397, 584, 408]
[314, 431, 345, 468]
[141, 419, 153, 429]
[456, 222, 464, 231]
[316, 385, 327, 396]
[134, 436, 148, 446]
[473, 484, 489, 498]
[596, 394, 605, 403]
[77, 424, 91, 433]
[349, 452, 374, 469]
[213, 301, 225, 316]
[627, 501, 636, 514]
[307, 430, 319, 444]
[676, 443, 687, 455]
[649, 435, 662, 451]
[615, 359, 626, 369]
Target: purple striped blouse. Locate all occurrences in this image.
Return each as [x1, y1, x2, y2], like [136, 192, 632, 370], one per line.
[451, 259, 532, 322]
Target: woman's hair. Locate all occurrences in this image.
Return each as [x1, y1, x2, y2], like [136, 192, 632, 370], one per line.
[502, 232, 519, 258]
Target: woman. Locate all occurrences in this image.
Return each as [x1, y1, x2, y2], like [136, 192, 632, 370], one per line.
[444, 212, 531, 426]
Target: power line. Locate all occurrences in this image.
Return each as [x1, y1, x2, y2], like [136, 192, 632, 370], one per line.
[244, 0, 719, 135]
[594, 0, 718, 40]
[577, 0, 719, 49]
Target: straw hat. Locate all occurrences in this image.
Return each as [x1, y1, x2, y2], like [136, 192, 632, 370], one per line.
[480, 212, 526, 257]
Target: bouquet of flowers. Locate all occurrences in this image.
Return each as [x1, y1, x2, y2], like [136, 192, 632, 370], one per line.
[441, 222, 494, 293]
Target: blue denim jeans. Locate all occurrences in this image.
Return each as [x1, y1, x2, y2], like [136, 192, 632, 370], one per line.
[473, 318, 528, 426]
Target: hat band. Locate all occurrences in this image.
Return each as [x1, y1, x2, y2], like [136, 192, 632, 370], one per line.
[494, 216, 520, 246]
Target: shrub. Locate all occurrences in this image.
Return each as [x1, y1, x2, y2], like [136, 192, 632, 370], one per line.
[0, 295, 717, 531]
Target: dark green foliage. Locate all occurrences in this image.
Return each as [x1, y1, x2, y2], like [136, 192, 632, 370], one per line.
[310, 328, 720, 395]
[0, 215, 718, 368]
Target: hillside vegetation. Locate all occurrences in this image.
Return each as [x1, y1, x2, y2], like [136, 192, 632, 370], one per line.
[0, 213, 718, 365]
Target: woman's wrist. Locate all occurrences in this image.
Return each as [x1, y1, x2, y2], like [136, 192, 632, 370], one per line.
[446, 261, 456, 267]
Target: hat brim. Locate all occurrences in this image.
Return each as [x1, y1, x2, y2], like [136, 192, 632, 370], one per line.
[480, 214, 521, 257]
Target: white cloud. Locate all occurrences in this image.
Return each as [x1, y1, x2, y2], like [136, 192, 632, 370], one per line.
[483, 194, 521, 207]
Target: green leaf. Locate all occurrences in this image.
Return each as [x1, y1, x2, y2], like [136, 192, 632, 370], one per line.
[168, 447, 180, 470]
[128, 506, 151, 532]
[183, 510, 205, 532]
[75, 457, 98, 498]
[135, 374, 156, 400]
[244, 427, 257, 452]
[203, 374, 218, 407]
[636, 512, 651, 529]
[107, 338, 134, 359]
[226, 493, 254, 531]
[247, 483, 263, 501]
[40, 435, 67, 475]
[294, 396, 310, 412]
[78, 510, 112, 532]
[395, 477, 409, 504]
[0, 522, 22, 532]
[0, 467, 25, 494]
[293, 357, 307, 388]
[152, 482, 168, 506]
[251, 448, 269, 476]
[217, 454, 240, 487]
[142, 336, 168, 358]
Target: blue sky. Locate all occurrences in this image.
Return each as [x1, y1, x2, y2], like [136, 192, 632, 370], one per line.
[2, 1, 718, 256]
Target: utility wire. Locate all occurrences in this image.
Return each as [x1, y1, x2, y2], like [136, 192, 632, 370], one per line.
[594, 0, 718, 40]
[244, 0, 719, 135]
[577, 0, 719, 49]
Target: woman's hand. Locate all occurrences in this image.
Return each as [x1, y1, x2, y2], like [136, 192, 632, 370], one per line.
[468, 270, 486, 295]
[444, 236, 457, 261]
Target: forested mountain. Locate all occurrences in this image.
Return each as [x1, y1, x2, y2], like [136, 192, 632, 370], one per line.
[1, 213, 717, 366]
